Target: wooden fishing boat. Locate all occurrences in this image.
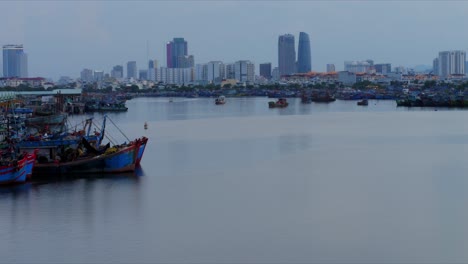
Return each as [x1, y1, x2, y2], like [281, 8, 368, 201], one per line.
[0, 152, 37, 185]
[268, 98, 289, 108]
[30, 137, 147, 176]
[19, 116, 148, 177]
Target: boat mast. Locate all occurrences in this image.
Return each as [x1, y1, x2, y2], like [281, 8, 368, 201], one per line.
[98, 115, 107, 146]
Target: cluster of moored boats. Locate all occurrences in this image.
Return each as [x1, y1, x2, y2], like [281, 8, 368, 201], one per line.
[0, 97, 147, 185]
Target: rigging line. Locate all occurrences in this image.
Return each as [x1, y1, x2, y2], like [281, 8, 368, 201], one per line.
[92, 120, 118, 145]
[107, 116, 130, 142]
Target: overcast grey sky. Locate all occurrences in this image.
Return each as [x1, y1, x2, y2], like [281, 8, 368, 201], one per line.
[1, 0, 468, 79]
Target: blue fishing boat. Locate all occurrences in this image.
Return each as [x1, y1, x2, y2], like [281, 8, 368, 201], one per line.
[31, 137, 147, 176]
[19, 115, 148, 177]
[0, 152, 36, 185]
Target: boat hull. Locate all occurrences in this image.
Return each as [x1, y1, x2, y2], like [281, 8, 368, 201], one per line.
[0, 153, 36, 185]
[32, 138, 147, 177]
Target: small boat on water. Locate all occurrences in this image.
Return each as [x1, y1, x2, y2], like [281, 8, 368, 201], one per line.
[269, 98, 289, 108]
[215, 96, 226, 105]
[357, 99, 369, 106]
[169, 98, 174, 103]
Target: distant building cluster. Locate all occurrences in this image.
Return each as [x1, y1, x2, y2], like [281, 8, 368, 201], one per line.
[5, 33, 468, 90]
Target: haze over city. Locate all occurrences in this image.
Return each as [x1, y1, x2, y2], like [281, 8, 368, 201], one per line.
[2, 1, 468, 79]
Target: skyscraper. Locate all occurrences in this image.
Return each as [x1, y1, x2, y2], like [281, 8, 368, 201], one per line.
[297, 32, 311, 73]
[259, 63, 272, 79]
[326, 64, 336, 72]
[127, 61, 137, 79]
[278, 34, 296, 76]
[166, 38, 189, 68]
[2, 44, 28, 78]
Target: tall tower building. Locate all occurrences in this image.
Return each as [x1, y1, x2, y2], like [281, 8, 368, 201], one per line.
[326, 64, 336, 73]
[2, 44, 28, 78]
[207, 61, 225, 84]
[166, 38, 189, 68]
[127, 61, 137, 79]
[259, 63, 272, 79]
[278, 34, 296, 76]
[297, 32, 311, 73]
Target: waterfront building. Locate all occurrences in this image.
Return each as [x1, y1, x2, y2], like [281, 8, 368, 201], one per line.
[234, 60, 255, 83]
[259, 63, 272, 79]
[438, 50, 466, 78]
[94, 70, 104, 82]
[207, 61, 225, 84]
[225, 63, 235, 79]
[338, 71, 357, 85]
[326, 64, 336, 73]
[80, 68, 94, 83]
[278, 34, 296, 76]
[157, 67, 194, 85]
[111, 65, 124, 79]
[374, 63, 391, 74]
[2, 44, 28, 78]
[127, 61, 137, 79]
[297, 32, 311, 73]
[195, 64, 208, 82]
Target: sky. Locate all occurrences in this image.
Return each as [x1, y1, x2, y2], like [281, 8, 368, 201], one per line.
[1, 0, 468, 80]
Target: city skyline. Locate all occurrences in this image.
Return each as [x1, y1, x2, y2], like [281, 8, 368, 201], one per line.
[2, 1, 468, 79]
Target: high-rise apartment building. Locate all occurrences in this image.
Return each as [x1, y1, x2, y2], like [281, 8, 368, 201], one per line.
[166, 38, 191, 68]
[2, 44, 28, 78]
[156, 67, 193, 84]
[225, 63, 235, 79]
[326, 64, 336, 73]
[344, 61, 373, 73]
[438, 50, 466, 77]
[234, 60, 254, 83]
[94, 70, 104, 82]
[207, 61, 225, 84]
[111, 65, 124, 79]
[127, 61, 137, 79]
[297, 32, 311, 73]
[278, 34, 296, 76]
[259, 63, 272, 79]
[80, 68, 94, 83]
[148, 59, 158, 81]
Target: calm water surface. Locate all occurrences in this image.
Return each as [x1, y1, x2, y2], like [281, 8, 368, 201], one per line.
[2, 97, 468, 263]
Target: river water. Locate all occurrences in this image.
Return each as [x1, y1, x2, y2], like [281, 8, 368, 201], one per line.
[2, 97, 468, 263]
